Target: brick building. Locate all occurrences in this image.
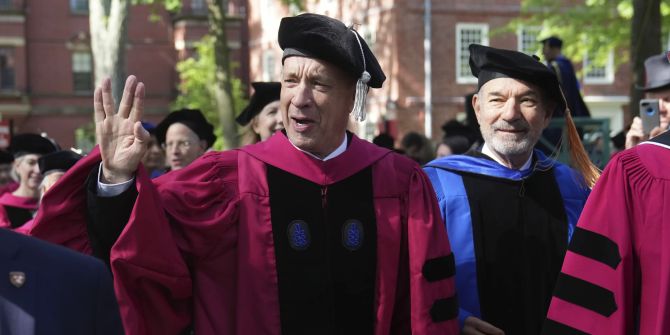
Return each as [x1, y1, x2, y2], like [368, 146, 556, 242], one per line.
[248, 0, 630, 144]
[0, 0, 248, 149]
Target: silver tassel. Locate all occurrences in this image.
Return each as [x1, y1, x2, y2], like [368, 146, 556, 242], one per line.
[353, 71, 371, 122]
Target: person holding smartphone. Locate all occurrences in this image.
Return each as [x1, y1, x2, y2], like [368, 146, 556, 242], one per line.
[625, 52, 670, 149]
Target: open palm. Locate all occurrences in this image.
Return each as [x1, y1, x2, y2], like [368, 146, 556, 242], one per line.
[94, 75, 150, 183]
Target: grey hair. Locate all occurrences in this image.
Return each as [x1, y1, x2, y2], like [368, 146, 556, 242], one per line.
[10, 156, 22, 183]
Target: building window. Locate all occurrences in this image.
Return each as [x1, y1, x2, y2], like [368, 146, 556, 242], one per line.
[262, 51, 275, 82]
[0, 0, 13, 10]
[190, 0, 206, 15]
[70, 0, 88, 13]
[456, 23, 489, 84]
[0, 48, 15, 91]
[72, 52, 93, 92]
[517, 26, 541, 56]
[584, 51, 614, 84]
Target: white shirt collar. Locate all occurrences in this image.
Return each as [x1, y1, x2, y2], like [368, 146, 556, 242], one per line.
[481, 143, 533, 171]
[289, 133, 348, 161]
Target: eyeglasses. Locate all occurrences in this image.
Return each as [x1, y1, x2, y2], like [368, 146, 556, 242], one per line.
[162, 140, 193, 150]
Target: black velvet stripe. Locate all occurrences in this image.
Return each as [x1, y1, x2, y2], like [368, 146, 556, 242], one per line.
[429, 296, 459, 322]
[553, 273, 617, 317]
[542, 319, 590, 335]
[568, 227, 621, 270]
[422, 253, 455, 282]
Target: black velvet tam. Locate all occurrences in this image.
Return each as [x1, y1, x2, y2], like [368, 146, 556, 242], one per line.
[154, 108, 216, 147]
[0, 150, 13, 164]
[278, 13, 386, 88]
[469, 44, 565, 113]
[38, 150, 82, 175]
[9, 134, 59, 157]
[236, 82, 281, 126]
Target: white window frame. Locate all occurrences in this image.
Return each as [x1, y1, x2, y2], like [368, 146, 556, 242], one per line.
[72, 51, 93, 92]
[262, 51, 276, 82]
[583, 50, 614, 85]
[456, 23, 489, 84]
[517, 25, 541, 56]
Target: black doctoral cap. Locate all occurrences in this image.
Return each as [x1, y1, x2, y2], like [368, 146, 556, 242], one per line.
[469, 44, 566, 114]
[9, 133, 59, 158]
[639, 52, 670, 92]
[278, 13, 386, 121]
[0, 150, 13, 164]
[540, 36, 563, 48]
[154, 108, 217, 148]
[469, 44, 600, 188]
[38, 150, 83, 176]
[236, 82, 281, 126]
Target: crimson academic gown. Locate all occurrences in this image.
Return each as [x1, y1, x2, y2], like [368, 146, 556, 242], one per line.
[0, 192, 38, 228]
[25, 132, 459, 335]
[0, 181, 18, 195]
[543, 131, 670, 334]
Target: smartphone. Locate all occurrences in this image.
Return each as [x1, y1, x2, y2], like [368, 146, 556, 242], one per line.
[640, 99, 661, 135]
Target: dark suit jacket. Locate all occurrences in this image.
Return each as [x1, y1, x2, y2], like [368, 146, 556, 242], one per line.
[0, 228, 123, 334]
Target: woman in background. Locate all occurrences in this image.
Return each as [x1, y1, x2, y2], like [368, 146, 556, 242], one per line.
[0, 133, 58, 228]
[237, 82, 283, 145]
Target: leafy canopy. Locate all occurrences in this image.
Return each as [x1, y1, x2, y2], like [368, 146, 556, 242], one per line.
[507, 0, 670, 70]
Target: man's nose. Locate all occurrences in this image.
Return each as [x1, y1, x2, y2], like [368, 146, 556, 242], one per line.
[291, 83, 313, 108]
[500, 99, 522, 121]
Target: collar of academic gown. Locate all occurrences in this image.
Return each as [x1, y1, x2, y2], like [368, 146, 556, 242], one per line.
[425, 148, 556, 181]
[0, 192, 38, 210]
[0, 182, 19, 196]
[240, 131, 392, 186]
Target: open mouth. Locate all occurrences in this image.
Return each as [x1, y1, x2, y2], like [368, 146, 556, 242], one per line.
[291, 116, 315, 132]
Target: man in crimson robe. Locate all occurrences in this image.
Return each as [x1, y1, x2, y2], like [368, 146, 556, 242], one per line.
[542, 125, 670, 333]
[28, 13, 459, 335]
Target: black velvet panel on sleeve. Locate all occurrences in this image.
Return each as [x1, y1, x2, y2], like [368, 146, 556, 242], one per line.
[85, 165, 138, 268]
[4, 206, 33, 228]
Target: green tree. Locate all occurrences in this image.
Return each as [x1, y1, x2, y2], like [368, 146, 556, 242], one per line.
[510, 0, 670, 119]
[201, 0, 304, 149]
[172, 36, 247, 150]
[172, 0, 304, 149]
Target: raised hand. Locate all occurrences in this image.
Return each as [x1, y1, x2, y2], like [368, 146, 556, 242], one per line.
[94, 76, 150, 184]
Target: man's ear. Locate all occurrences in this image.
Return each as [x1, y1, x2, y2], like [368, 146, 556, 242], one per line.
[472, 93, 482, 122]
[199, 140, 208, 152]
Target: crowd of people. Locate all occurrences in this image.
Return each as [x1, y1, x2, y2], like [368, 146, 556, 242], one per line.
[0, 12, 668, 335]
